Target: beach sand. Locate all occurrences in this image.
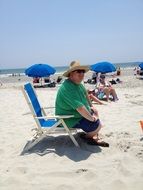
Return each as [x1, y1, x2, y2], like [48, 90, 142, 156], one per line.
[0, 70, 143, 190]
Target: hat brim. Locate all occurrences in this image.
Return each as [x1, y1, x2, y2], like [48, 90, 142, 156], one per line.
[63, 66, 89, 77]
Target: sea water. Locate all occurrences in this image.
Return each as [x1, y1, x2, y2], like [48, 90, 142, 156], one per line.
[0, 62, 140, 77]
[0, 66, 68, 76]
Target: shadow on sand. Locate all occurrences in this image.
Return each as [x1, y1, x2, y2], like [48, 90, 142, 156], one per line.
[20, 133, 102, 162]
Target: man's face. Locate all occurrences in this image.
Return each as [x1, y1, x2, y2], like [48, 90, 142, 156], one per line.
[69, 70, 85, 84]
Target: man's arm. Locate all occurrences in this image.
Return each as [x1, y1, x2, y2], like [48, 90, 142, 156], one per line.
[76, 106, 98, 122]
[84, 90, 99, 115]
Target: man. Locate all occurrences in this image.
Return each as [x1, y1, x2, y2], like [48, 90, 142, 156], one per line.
[55, 61, 109, 147]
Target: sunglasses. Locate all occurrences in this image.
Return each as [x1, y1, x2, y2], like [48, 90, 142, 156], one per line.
[74, 70, 85, 74]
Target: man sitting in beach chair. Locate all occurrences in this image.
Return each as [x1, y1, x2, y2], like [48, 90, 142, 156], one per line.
[22, 83, 79, 150]
[55, 61, 109, 147]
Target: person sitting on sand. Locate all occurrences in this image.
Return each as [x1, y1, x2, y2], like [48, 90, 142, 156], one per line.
[33, 77, 40, 83]
[97, 74, 118, 102]
[55, 60, 109, 147]
[87, 89, 104, 105]
[44, 76, 51, 83]
[92, 72, 98, 84]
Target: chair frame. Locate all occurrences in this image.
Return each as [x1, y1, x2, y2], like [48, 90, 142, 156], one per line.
[22, 83, 79, 150]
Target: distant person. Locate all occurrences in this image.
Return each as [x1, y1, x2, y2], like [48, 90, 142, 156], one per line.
[55, 60, 109, 147]
[97, 74, 118, 102]
[44, 76, 51, 83]
[136, 67, 141, 75]
[33, 77, 40, 83]
[117, 67, 121, 76]
[56, 76, 63, 83]
[92, 72, 98, 84]
[133, 67, 137, 75]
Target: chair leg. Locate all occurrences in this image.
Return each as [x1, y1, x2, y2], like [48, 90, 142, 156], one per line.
[61, 120, 80, 147]
[25, 133, 47, 151]
[25, 122, 61, 150]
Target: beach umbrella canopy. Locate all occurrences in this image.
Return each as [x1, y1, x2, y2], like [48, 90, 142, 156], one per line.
[90, 61, 116, 73]
[139, 62, 143, 70]
[25, 63, 56, 77]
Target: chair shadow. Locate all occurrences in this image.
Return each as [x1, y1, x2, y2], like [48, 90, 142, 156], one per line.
[20, 133, 102, 162]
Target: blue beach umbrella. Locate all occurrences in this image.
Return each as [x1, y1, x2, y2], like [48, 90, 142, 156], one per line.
[139, 62, 143, 70]
[90, 61, 116, 73]
[25, 63, 56, 77]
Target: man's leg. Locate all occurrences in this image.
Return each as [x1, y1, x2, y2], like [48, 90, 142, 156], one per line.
[85, 124, 101, 140]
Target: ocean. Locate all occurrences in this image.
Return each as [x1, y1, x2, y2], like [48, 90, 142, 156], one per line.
[0, 62, 140, 76]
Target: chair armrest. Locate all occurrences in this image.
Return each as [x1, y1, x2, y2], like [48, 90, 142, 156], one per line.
[35, 115, 74, 119]
[56, 115, 74, 118]
[43, 106, 55, 109]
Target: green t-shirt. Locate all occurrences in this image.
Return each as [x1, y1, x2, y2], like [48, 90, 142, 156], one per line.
[55, 79, 91, 128]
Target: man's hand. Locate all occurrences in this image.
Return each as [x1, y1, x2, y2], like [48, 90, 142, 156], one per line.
[92, 115, 98, 122]
[77, 106, 98, 122]
[91, 106, 99, 117]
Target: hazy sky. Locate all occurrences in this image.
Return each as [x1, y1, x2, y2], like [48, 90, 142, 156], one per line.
[0, 0, 143, 69]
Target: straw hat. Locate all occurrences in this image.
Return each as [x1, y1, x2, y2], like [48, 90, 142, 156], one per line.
[63, 61, 89, 77]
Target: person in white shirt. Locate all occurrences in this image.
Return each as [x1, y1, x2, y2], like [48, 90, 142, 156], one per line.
[97, 74, 118, 102]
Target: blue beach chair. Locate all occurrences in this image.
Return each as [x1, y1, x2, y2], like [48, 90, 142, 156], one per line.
[22, 83, 79, 150]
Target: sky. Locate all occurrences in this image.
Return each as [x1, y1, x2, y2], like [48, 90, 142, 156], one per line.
[0, 0, 143, 69]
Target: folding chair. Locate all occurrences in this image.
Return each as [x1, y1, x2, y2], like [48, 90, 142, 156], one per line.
[22, 83, 79, 150]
